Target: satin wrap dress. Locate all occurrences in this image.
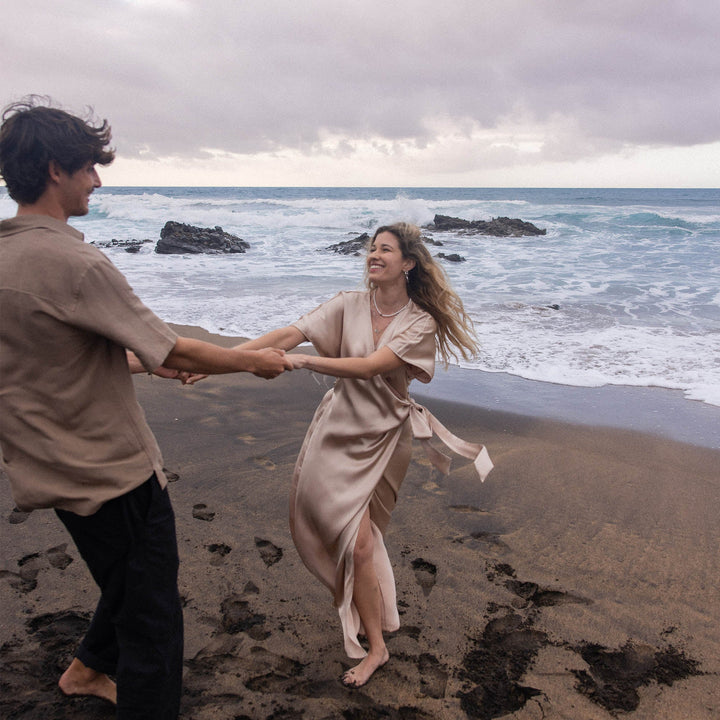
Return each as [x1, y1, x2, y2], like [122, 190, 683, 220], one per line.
[290, 290, 492, 658]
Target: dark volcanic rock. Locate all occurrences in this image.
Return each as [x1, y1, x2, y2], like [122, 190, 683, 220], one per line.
[325, 231, 448, 257]
[323, 232, 370, 255]
[437, 252, 466, 262]
[426, 214, 546, 237]
[92, 238, 152, 253]
[156, 221, 250, 254]
[325, 232, 446, 256]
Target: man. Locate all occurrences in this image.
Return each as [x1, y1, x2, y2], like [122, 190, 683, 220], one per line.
[0, 97, 292, 719]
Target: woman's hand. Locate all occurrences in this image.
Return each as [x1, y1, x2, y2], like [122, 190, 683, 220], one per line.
[290, 354, 311, 370]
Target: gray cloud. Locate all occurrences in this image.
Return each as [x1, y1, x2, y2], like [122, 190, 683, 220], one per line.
[3, 0, 719, 168]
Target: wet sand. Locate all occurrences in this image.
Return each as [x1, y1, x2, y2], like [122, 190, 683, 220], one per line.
[1, 325, 719, 719]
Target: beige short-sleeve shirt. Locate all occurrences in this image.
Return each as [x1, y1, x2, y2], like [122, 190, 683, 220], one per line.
[0, 215, 178, 515]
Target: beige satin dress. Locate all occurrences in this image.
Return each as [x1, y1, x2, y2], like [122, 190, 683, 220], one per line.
[290, 290, 492, 658]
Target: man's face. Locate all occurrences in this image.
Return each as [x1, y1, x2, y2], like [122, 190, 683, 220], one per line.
[56, 162, 102, 218]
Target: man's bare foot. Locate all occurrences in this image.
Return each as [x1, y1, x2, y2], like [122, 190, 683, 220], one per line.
[342, 648, 390, 688]
[58, 658, 117, 705]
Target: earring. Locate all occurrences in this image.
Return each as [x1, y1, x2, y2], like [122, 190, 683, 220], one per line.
[404, 270, 409, 282]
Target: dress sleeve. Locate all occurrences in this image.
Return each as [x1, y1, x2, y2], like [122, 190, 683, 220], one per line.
[386, 312, 437, 384]
[71, 254, 178, 371]
[292, 292, 346, 358]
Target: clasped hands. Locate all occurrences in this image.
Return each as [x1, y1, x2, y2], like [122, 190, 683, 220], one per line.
[147, 348, 310, 384]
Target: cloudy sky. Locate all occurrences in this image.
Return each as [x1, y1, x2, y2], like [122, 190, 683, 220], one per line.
[2, 0, 719, 187]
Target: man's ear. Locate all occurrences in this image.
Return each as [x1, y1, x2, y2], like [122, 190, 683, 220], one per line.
[47, 159, 63, 184]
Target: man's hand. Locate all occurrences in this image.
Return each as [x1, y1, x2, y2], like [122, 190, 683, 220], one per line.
[251, 348, 293, 379]
[151, 366, 208, 384]
[179, 372, 207, 385]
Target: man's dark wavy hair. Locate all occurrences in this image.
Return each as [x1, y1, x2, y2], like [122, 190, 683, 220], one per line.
[0, 95, 115, 204]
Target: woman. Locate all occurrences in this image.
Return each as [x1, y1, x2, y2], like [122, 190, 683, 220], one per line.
[241, 222, 492, 687]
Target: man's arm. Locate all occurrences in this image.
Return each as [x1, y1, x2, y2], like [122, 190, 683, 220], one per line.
[162, 337, 292, 379]
[126, 350, 147, 374]
[126, 351, 206, 384]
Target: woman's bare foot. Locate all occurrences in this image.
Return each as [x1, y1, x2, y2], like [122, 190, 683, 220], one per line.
[342, 648, 390, 688]
[58, 658, 117, 705]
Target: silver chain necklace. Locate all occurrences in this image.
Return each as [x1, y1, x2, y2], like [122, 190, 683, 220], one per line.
[372, 289, 411, 318]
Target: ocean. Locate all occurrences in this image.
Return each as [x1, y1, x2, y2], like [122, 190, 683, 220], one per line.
[2, 186, 719, 444]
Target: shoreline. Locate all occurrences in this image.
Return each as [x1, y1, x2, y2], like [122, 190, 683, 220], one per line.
[173, 323, 720, 450]
[417, 364, 720, 450]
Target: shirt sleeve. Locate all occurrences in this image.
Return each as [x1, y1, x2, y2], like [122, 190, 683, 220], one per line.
[292, 292, 346, 358]
[386, 312, 437, 384]
[71, 253, 178, 371]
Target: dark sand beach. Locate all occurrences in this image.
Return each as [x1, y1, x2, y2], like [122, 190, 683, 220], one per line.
[1, 325, 719, 719]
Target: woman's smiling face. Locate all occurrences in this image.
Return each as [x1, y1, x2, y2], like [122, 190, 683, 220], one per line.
[367, 231, 413, 284]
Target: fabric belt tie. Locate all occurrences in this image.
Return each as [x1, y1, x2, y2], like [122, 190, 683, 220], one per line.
[406, 399, 493, 482]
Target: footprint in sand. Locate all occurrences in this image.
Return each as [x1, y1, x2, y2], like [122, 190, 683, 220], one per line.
[207, 543, 231, 566]
[0, 568, 35, 593]
[251, 456, 276, 470]
[395, 624, 421, 640]
[422, 480, 443, 493]
[486, 561, 591, 607]
[418, 652, 449, 699]
[184, 639, 305, 704]
[449, 504, 491, 515]
[220, 595, 270, 640]
[8, 507, 30, 524]
[193, 503, 215, 522]
[45, 544, 73, 570]
[254, 537, 283, 566]
[163, 467, 180, 482]
[486, 561, 515, 581]
[243, 580, 260, 594]
[506, 579, 592, 607]
[2, 545, 75, 593]
[12, 553, 44, 592]
[411, 558, 437, 597]
[453, 530, 509, 550]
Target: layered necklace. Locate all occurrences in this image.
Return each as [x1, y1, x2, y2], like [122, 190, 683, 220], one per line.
[372, 290, 411, 333]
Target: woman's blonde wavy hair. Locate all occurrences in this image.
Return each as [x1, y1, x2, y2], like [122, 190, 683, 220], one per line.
[365, 222, 479, 364]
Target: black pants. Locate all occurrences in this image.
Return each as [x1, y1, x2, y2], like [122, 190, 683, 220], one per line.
[56, 474, 183, 719]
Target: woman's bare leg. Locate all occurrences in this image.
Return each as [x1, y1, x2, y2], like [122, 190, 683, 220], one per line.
[342, 508, 390, 688]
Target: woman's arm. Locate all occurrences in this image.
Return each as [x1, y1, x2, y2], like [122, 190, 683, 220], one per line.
[234, 326, 307, 352]
[290, 346, 405, 380]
